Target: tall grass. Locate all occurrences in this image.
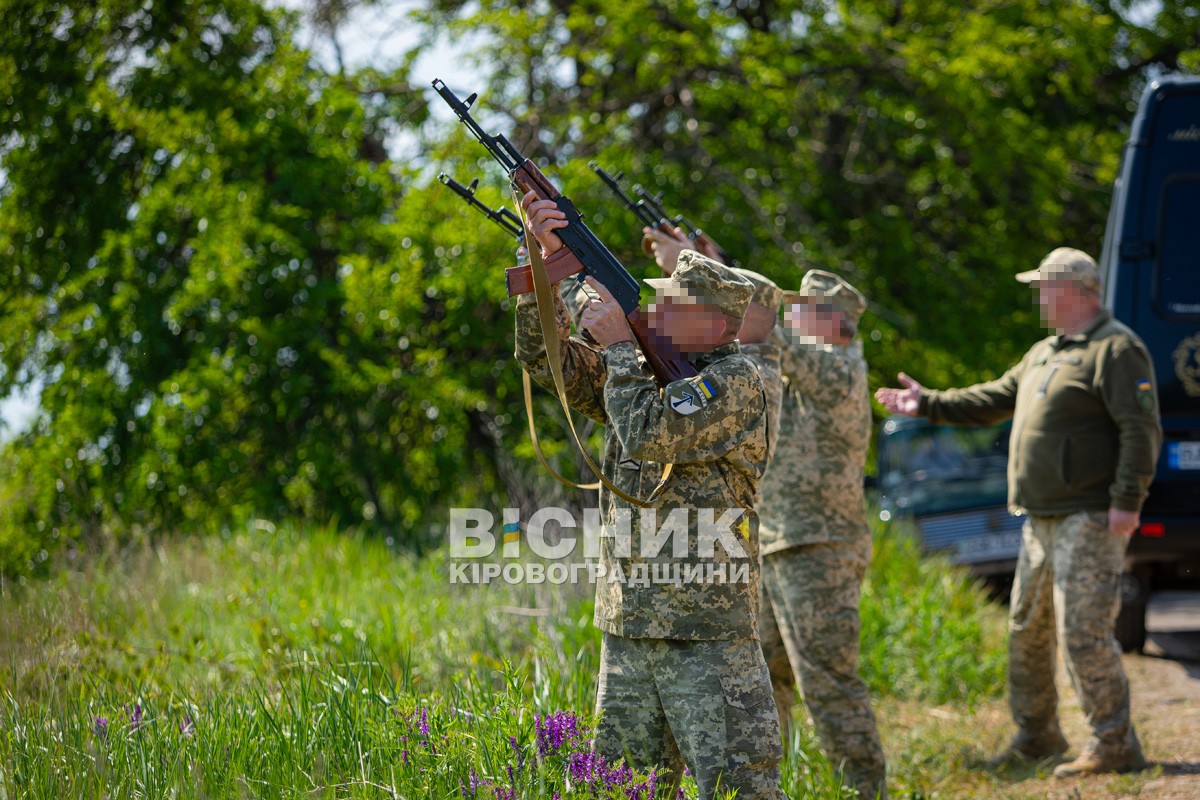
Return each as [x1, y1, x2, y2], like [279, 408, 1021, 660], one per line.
[0, 519, 1006, 798]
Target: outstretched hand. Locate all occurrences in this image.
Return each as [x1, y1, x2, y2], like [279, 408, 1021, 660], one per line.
[874, 372, 923, 416]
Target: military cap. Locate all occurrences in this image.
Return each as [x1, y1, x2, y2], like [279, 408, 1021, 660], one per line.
[783, 269, 868, 326]
[731, 267, 784, 312]
[1016, 247, 1101, 292]
[646, 250, 754, 319]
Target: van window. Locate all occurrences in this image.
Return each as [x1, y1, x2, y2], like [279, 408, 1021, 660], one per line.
[1156, 176, 1200, 318]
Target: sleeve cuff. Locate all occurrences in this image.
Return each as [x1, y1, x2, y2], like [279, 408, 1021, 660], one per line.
[601, 341, 640, 373]
[1110, 493, 1144, 513]
[917, 391, 933, 416]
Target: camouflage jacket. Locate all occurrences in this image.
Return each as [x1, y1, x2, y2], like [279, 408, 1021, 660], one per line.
[514, 289, 771, 640]
[738, 335, 785, 476]
[759, 328, 872, 554]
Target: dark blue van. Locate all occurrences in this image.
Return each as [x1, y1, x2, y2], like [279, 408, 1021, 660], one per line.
[1099, 73, 1200, 649]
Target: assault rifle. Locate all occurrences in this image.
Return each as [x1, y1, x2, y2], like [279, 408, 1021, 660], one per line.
[438, 174, 525, 244]
[588, 161, 669, 257]
[633, 183, 738, 268]
[432, 78, 697, 384]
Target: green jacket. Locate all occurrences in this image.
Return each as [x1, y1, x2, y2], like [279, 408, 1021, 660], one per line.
[918, 310, 1162, 515]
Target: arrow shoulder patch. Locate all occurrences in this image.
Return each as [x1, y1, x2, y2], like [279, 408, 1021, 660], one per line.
[666, 375, 719, 416]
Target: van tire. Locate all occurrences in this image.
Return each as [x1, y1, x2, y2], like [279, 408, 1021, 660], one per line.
[1115, 568, 1149, 653]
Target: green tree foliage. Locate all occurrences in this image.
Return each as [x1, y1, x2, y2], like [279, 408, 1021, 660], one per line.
[419, 0, 1198, 385]
[1, 0, 1197, 573]
[0, 0, 427, 569]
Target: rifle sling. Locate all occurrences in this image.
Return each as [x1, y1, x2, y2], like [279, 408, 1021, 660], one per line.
[516, 197, 672, 507]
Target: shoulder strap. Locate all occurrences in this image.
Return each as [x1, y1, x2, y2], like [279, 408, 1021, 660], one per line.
[515, 193, 671, 507]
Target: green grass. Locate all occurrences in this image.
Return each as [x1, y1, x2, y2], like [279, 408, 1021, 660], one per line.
[0, 519, 1007, 798]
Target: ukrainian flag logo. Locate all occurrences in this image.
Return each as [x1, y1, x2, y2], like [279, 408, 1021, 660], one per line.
[1136, 379, 1154, 413]
[502, 520, 521, 544]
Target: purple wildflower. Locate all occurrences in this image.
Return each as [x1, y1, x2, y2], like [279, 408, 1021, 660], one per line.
[180, 714, 195, 738]
[418, 708, 429, 738]
[129, 702, 143, 732]
[508, 735, 525, 771]
[93, 717, 108, 739]
[402, 749, 409, 765]
[534, 711, 583, 757]
[567, 751, 604, 784]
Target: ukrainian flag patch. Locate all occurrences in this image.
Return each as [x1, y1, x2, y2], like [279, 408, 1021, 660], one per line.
[1136, 379, 1155, 413]
[666, 376, 720, 416]
[502, 521, 520, 544]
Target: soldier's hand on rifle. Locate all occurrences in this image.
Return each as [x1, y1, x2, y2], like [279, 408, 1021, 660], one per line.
[521, 190, 567, 258]
[642, 226, 690, 276]
[579, 277, 633, 348]
[875, 373, 923, 416]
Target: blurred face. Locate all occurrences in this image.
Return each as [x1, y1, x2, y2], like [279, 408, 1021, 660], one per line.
[1035, 279, 1093, 331]
[647, 296, 731, 355]
[783, 300, 845, 344]
[738, 302, 777, 344]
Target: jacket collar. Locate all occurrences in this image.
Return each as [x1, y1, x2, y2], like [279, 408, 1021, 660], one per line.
[696, 341, 741, 369]
[1054, 309, 1111, 348]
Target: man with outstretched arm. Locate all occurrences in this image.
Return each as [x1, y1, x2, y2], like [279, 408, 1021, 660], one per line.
[514, 192, 787, 799]
[876, 247, 1161, 778]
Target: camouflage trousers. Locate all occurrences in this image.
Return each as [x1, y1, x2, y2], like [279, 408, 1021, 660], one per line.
[594, 632, 786, 800]
[1009, 510, 1137, 748]
[760, 542, 888, 800]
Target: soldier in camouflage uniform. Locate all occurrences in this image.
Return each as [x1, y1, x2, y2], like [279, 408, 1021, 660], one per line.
[516, 191, 787, 799]
[643, 227, 785, 451]
[876, 248, 1162, 777]
[757, 270, 889, 800]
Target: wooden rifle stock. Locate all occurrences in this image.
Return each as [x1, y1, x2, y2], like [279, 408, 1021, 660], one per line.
[505, 248, 584, 296]
[626, 308, 698, 384]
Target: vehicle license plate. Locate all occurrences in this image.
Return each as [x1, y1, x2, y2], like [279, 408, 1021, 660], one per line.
[1170, 442, 1200, 470]
[956, 531, 1021, 561]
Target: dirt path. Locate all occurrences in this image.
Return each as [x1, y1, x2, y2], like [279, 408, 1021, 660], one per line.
[987, 651, 1200, 799]
[876, 644, 1200, 799]
[1102, 653, 1200, 800]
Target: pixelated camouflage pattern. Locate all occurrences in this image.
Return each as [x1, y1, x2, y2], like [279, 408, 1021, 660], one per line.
[560, 275, 593, 327]
[514, 289, 771, 640]
[760, 543, 886, 799]
[595, 633, 786, 800]
[758, 328, 872, 554]
[645, 251, 755, 318]
[739, 337, 784, 469]
[1008, 511, 1140, 751]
